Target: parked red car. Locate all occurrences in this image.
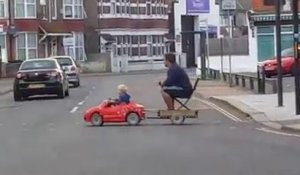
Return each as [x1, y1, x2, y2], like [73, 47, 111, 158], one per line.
[84, 100, 146, 126]
[259, 47, 296, 78]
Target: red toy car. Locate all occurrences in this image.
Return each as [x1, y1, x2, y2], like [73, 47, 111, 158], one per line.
[84, 100, 146, 126]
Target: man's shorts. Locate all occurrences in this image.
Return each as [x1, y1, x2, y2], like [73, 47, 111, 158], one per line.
[163, 86, 192, 98]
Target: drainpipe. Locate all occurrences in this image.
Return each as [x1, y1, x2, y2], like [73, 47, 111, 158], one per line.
[8, 0, 14, 61]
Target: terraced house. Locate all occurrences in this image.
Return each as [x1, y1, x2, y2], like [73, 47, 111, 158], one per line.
[85, 0, 171, 71]
[0, 0, 86, 63]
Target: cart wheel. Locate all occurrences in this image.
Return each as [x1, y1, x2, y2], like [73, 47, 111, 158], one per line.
[90, 113, 103, 126]
[170, 115, 185, 125]
[126, 113, 141, 126]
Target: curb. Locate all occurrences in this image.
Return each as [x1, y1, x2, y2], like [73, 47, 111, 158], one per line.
[281, 125, 300, 132]
[0, 89, 13, 96]
[195, 91, 287, 131]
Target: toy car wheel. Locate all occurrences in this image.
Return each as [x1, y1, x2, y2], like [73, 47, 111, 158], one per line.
[126, 113, 141, 126]
[90, 113, 103, 126]
[170, 115, 185, 125]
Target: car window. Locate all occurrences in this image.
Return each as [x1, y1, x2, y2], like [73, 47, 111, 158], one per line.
[20, 60, 57, 70]
[281, 48, 294, 57]
[55, 57, 73, 66]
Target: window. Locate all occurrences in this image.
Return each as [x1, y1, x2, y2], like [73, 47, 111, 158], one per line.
[0, 35, 6, 51]
[131, 6, 138, 14]
[140, 47, 147, 56]
[111, 2, 116, 14]
[146, 2, 151, 15]
[103, 6, 110, 14]
[132, 36, 138, 44]
[51, 0, 57, 19]
[16, 33, 37, 61]
[132, 47, 139, 56]
[63, 0, 83, 19]
[139, 36, 147, 44]
[139, 7, 146, 15]
[0, 0, 7, 18]
[64, 33, 86, 61]
[15, 0, 36, 18]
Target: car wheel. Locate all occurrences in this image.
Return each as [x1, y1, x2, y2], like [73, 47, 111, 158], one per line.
[57, 84, 65, 99]
[126, 112, 141, 126]
[74, 79, 80, 87]
[170, 115, 185, 125]
[90, 113, 103, 126]
[65, 88, 70, 97]
[13, 89, 22, 102]
[265, 73, 271, 78]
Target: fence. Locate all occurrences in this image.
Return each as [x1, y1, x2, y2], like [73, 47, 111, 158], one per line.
[206, 67, 277, 94]
[209, 36, 249, 56]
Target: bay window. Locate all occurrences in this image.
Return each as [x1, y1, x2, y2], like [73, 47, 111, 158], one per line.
[0, 0, 7, 18]
[15, 0, 36, 18]
[64, 0, 84, 19]
[64, 33, 86, 61]
[16, 33, 37, 60]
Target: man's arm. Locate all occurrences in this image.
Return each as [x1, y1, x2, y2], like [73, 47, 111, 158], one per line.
[162, 69, 177, 87]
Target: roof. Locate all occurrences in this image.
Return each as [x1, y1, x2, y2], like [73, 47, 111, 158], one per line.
[101, 34, 115, 42]
[39, 22, 69, 33]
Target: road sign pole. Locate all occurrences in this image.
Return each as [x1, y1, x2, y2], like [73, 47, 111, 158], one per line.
[292, 0, 300, 114]
[276, 0, 283, 107]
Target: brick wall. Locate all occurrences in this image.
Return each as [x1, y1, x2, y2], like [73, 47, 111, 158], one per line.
[253, 0, 300, 12]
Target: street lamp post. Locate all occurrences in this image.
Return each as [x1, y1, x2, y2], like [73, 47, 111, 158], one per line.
[292, 0, 300, 114]
[275, 0, 283, 107]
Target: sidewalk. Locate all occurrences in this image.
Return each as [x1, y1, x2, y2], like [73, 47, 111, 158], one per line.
[195, 79, 300, 132]
[0, 78, 13, 96]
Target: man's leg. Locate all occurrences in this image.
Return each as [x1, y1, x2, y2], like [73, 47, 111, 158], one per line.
[161, 89, 174, 110]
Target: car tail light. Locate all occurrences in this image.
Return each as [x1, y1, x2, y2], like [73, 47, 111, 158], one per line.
[16, 73, 25, 79]
[71, 66, 76, 71]
[47, 71, 59, 77]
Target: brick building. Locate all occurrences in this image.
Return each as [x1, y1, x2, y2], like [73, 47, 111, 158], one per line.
[0, 0, 86, 63]
[85, 0, 171, 71]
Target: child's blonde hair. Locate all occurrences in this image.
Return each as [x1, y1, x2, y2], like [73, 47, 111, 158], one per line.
[118, 84, 128, 92]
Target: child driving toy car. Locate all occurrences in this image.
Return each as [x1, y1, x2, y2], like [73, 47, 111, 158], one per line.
[107, 84, 131, 106]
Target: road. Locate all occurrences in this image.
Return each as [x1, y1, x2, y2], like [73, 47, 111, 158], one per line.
[0, 72, 300, 175]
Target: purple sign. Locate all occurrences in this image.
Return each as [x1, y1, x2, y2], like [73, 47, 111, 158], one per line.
[186, 0, 210, 14]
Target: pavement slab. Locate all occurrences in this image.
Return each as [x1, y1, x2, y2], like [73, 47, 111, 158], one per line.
[196, 82, 300, 131]
[0, 78, 13, 96]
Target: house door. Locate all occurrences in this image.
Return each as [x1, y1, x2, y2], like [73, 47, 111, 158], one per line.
[181, 15, 196, 68]
[51, 38, 58, 56]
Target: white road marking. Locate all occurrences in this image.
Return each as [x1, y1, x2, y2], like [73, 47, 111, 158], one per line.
[70, 106, 79, 113]
[84, 96, 89, 100]
[194, 97, 242, 122]
[78, 101, 85, 106]
[257, 127, 300, 138]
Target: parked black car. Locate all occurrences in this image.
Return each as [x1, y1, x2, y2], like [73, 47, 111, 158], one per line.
[13, 58, 69, 101]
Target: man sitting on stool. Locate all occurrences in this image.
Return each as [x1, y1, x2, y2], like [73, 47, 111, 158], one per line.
[159, 53, 193, 110]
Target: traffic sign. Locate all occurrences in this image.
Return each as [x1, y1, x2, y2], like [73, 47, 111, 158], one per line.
[221, 0, 236, 10]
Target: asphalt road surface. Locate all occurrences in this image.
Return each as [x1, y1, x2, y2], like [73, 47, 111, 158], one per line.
[0, 72, 300, 175]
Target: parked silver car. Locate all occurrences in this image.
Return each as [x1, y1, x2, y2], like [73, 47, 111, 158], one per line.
[50, 56, 81, 87]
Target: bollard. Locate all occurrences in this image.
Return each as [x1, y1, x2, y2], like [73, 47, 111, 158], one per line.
[250, 77, 254, 90]
[257, 65, 262, 93]
[261, 66, 266, 94]
[235, 75, 239, 86]
[242, 76, 246, 87]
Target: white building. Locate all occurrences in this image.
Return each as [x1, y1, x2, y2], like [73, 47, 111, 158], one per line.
[174, 0, 258, 73]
